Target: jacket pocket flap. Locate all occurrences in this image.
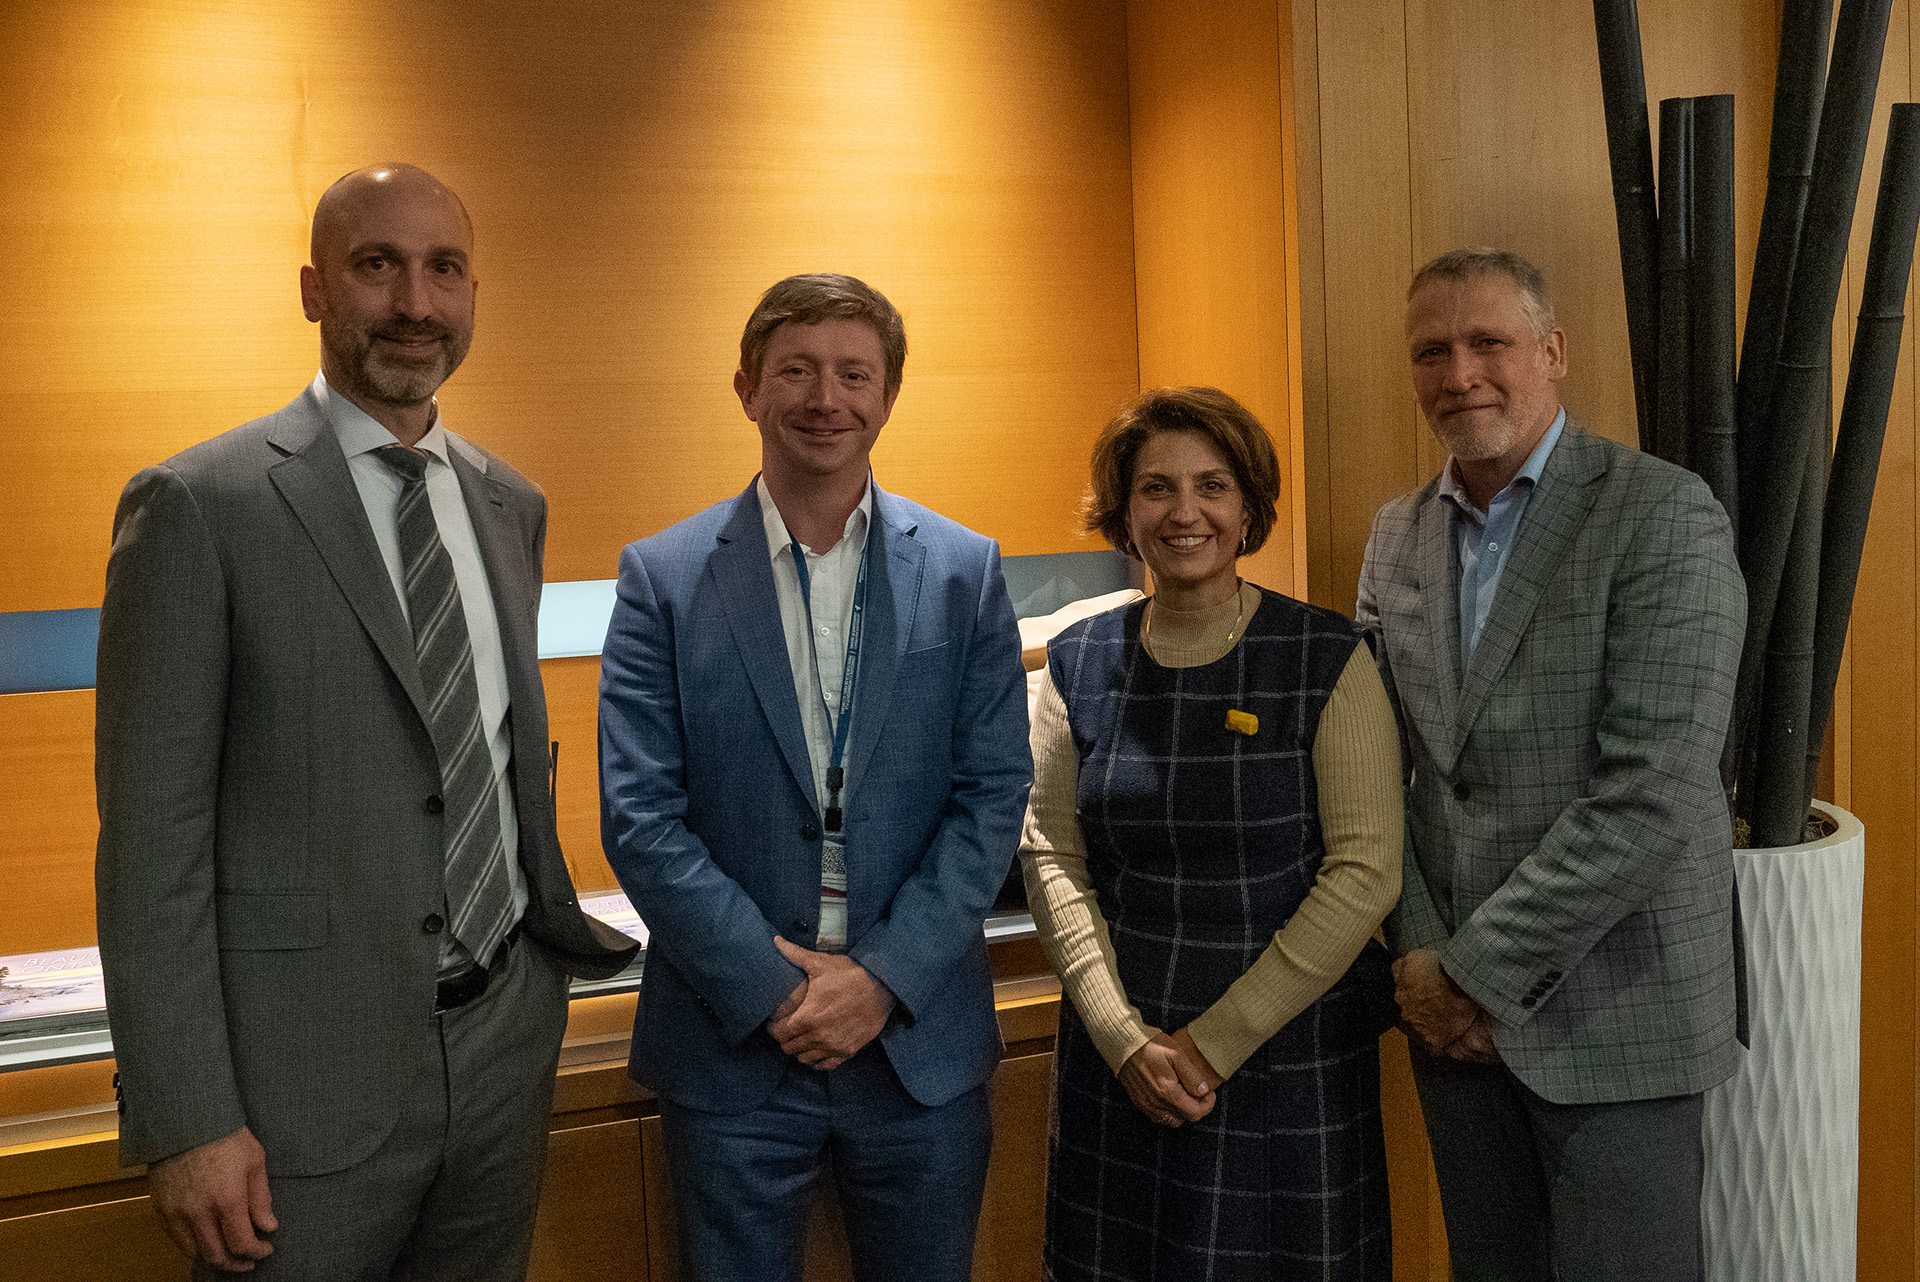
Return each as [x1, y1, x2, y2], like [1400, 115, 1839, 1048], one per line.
[215, 890, 329, 950]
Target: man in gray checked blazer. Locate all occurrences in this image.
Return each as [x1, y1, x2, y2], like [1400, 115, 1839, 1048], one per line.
[1355, 249, 1746, 1281]
[95, 164, 635, 1278]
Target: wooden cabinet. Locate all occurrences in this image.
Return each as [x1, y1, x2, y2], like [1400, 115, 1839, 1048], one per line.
[0, 966, 1061, 1281]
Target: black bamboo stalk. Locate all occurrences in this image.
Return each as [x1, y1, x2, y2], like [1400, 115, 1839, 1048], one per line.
[1657, 98, 1695, 468]
[1747, 415, 1828, 846]
[1805, 103, 1920, 789]
[1594, 0, 1662, 448]
[1691, 94, 1740, 543]
[1735, 0, 1835, 543]
[1728, 0, 1894, 788]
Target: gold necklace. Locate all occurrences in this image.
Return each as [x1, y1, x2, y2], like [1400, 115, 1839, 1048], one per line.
[1142, 579, 1247, 655]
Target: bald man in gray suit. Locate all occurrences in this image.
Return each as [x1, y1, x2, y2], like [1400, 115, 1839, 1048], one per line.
[95, 164, 635, 1278]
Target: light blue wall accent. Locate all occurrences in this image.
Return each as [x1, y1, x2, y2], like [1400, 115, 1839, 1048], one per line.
[0, 551, 1136, 694]
[537, 580, 619, 659]
[0, 609, 100, 694]
[1000, 549, 1139, 619]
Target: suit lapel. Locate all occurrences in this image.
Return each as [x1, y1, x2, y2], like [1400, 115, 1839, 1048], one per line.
[266, 391, 429, 722]
[1454, 426, 1608, 742]
[710, 487, 820, 809]
[447, 440, 528, 682]
[844, 487, 922, 795]
[1414, 484, 1465, 772]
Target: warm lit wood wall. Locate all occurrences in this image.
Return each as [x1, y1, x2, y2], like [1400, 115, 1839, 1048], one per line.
[1124, 0, 1308, 596]
[1292, 1, 1919, 1277]
[0, 0, 1140, 953]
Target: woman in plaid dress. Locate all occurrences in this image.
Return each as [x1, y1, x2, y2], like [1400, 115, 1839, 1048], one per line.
[1022, 388, 1402, 1281]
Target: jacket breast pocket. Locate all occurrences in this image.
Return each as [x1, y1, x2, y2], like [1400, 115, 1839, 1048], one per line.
[215, 890, 330, 950]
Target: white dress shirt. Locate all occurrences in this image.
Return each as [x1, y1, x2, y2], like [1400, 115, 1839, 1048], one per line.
[757, 474, 873, 951]
[315, 373, 529, 944]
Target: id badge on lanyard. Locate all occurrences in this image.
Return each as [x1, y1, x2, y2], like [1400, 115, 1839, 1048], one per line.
[790, 536, 870, 832]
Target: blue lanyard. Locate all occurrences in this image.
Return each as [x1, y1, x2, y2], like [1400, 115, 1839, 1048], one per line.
[789, 533, 870, 833]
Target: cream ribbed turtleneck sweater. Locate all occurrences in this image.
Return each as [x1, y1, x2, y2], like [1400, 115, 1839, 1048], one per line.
[1020, 582, 1403, 1079]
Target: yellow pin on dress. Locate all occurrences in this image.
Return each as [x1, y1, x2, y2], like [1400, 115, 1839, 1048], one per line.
[1225, 708, 1259, 736]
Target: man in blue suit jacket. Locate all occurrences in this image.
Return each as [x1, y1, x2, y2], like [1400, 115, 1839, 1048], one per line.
[599, 274, 1032, 1280]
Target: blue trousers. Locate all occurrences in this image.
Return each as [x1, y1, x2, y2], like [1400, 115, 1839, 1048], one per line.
[658, 1041, 991, 1282]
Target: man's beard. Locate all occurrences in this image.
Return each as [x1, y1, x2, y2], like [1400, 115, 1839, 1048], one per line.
[1434, 410, 1524, 463]
[325, 318, 470, 408]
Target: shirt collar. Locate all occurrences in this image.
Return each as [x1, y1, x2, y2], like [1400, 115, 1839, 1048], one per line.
[1439, 408, 1566, 518]
[314, 370, 452, 467]
[756, 474, 874, 562]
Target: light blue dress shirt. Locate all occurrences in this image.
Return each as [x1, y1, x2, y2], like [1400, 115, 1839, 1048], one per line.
[1440, 409, 1566, 665]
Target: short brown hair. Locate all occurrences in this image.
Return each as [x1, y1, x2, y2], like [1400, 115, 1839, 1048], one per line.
[1409, 247, 1557, 337]
[738, 274, 907, 393]
[1085, 387, 1281, 558]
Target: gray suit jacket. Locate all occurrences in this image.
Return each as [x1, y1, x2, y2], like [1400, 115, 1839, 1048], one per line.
[1355, 424, 1746, 1105]
[95, 387, 636, 1175]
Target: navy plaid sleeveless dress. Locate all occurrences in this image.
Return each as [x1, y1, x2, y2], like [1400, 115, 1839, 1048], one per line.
[1044, 589, 1391, 1282]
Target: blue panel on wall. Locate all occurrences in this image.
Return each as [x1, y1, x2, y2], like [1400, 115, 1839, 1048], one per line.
[1000, 549, 1139, 619]
[1, 551, 1137, 694]
[538, 580, 618, 659]
[0, 609, 101, 694]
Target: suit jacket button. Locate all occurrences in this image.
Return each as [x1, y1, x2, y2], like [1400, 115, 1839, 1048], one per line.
[790, 919, 808, 933]
[1521, 993, 1536, 1008]
[423, 914, 444, 934]
[801, 823, 820, 841]
[425, 795, 445, 815]
[1452, 781, 1470, 802]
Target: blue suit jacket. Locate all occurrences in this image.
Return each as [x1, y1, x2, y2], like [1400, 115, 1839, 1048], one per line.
[599, 481, 1032, 1113]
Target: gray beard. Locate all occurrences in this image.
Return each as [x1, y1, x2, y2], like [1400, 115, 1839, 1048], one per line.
[356, 350, 448, 406]
[1435, 414, 1523, 463]
[324, 325, 468, 409]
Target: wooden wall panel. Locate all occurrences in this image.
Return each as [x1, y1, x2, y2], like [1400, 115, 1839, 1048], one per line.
[0, 0, 1138, 618]
[543, 655, 619, 895]
[1308, 0, 1421, 612]
[528, 1118, 649, 1282]
[1852, 3, 1920, 1269]
[0, 692, 98, 955]
[0, 1062, 117, 1128]
[0, 1194, 186, 1281]
[1291, 0, 1336, 609]
[1124, 0, 1305, 597]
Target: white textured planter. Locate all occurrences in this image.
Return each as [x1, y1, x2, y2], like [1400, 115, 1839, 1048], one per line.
[1702, 800, 1865, 1282]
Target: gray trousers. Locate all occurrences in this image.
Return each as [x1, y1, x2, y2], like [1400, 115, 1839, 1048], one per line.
[1409, 1043, 1705, 1282]
[197, 935, 571, 1282]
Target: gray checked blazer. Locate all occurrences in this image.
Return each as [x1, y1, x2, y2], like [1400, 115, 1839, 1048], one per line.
[1355, 423, 1747, 1105]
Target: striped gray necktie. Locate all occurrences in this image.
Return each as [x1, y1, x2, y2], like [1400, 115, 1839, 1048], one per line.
[374, 444, 515, 972]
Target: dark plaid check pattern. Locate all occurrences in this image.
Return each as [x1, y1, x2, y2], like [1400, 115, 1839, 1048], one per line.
[1044, 592, 1391, 1281]
[375, 444, 514, 972]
